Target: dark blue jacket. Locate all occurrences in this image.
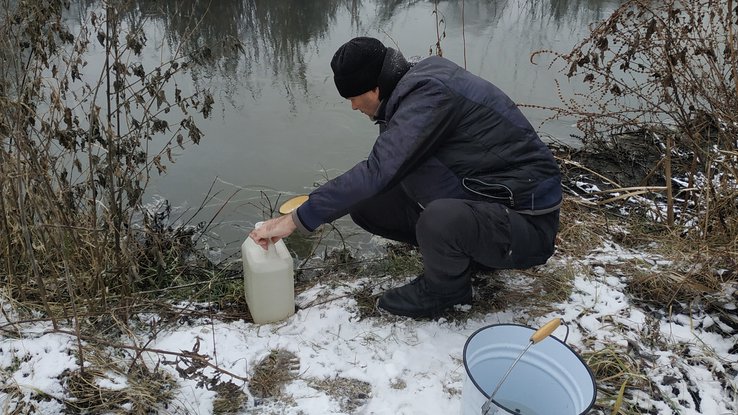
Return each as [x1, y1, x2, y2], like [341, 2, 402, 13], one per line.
[294, 56, 561, 233]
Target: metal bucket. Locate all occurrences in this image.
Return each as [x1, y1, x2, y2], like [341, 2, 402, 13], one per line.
[462, 324, 596, 415]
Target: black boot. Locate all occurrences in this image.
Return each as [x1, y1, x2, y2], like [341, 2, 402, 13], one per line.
[377, 276, 472, 318]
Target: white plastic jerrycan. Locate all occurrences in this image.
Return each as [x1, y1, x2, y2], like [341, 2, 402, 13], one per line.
[241, 226, 295, 324]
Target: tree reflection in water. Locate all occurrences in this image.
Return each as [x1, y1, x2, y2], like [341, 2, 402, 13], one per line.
[67, 0, 619, 107]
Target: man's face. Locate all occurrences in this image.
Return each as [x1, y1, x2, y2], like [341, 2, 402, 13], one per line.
[348, 87, 380, 119]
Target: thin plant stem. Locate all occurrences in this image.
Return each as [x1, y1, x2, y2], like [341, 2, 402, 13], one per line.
[462, 0, 467, 68]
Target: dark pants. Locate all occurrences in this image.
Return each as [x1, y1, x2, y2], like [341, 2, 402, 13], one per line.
[350, 185, 559, 293]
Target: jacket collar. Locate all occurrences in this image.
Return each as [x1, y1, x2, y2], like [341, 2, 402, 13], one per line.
[377, 48, 411, 101]
[373, 48, 411, 123]
[373, 99, 388, 123]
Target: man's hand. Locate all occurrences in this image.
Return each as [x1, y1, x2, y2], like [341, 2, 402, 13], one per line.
[249, 214, 297, 250]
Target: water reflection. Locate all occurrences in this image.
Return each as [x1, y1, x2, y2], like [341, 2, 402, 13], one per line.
[65, 0, 622, 259]
[72, 0, 620, 104]
[71, 0, 350, 104]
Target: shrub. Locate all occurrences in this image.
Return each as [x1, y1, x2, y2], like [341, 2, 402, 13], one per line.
[0, 0, 213, 322]
[539, 0, 738, 246]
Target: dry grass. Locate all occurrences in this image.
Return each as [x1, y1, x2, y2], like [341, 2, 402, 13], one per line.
[65, 368, 128, 413]
[626, 265, 723, 306]
[212, 381, 248, 414]
[309, 376, 371, 413]
[556, 198, 613, 256]
[389, 378, 407, 390]
[582, 344, 653, 414]
[468, 264, 578, 319]
[555, 192, 737, 311]
[603, 217, 738, 310]
[248, 349, 300, 400]
[583, 345, 651, 390]
[378, 243, 424, 277]
[0, 381, 34, 415]
[352, 284, 383, 320]
[63, 349, 176, 414]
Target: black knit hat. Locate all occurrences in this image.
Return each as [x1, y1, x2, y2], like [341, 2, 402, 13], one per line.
[331, 37, 387, 98]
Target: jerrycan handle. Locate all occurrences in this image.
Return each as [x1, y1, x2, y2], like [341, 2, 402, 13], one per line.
[265, 240, 279, 259]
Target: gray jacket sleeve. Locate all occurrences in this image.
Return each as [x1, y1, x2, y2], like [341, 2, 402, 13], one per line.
[293, 78, 458, 232]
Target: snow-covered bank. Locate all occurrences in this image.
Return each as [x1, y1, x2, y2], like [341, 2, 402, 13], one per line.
[1, 238, 736, 414]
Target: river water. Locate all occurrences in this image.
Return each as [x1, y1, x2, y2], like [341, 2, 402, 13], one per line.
[67, 0, 622, 261]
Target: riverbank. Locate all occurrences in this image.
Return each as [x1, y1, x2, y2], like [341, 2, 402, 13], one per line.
[2, 194, 736, 414]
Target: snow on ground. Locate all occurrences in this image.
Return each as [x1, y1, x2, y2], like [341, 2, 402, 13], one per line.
[1, 239, 737, 414]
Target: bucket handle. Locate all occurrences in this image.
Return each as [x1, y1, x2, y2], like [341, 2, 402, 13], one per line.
[560, 320, 570, 343]
[534, 318, 571, 344]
